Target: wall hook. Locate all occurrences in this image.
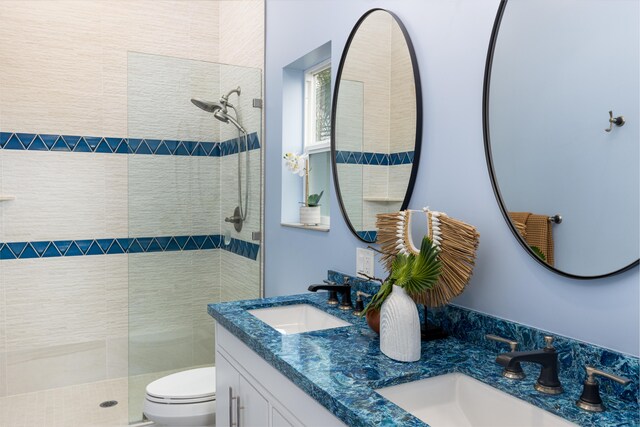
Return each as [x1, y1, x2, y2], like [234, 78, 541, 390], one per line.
[605, 110, 625, 133]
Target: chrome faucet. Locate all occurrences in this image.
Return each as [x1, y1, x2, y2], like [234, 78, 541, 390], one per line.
[308, 277, 353, 311]
[495, 336, 563, 394]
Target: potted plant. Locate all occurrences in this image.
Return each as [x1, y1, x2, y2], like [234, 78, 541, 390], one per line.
[284, 152, 324, 225]
[362, 236, 441, 362]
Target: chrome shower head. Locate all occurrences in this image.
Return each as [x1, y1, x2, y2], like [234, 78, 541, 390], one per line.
[214, 109, 246, 134]
[190, 98, 225, 113]
[191, 87, 245, 133]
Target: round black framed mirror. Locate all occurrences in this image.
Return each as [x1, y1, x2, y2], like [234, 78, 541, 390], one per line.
[331, 8, 422, 243]
[484, 0, 639, 279]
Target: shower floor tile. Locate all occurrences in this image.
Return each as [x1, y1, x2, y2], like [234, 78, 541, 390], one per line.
[0, 377, 129, 427]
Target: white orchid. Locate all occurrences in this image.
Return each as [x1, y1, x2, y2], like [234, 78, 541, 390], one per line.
[283, 152, 308, 177]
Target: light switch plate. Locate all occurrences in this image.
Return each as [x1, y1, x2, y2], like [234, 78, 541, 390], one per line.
[356, 248, 374, 279]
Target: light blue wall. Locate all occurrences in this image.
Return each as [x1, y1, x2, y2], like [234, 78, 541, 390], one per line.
[489, 0, 639, 276]
[264, 0, 639, 356]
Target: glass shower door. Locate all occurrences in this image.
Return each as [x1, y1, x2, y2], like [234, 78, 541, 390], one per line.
[127, 52, 262, 423]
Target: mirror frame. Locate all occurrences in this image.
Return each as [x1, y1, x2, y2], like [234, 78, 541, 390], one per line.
[483, 0, 639, 279]
[331, 8, 423, 243]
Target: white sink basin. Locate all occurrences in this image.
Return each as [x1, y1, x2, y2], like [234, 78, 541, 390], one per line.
[376, 373, 576, 427]
[248, 304, 351, 334]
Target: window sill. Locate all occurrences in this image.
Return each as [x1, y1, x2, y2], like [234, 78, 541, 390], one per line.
[281, 222, 330, 232]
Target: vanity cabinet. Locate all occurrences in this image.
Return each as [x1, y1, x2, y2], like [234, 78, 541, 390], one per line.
[216, 353, 271, 426]
[215, 324, 345, 427]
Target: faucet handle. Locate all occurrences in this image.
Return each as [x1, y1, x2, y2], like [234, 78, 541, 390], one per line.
[585, 365, 631, 385]
[576, 365, 631, 412]
[343, 276, 351, 285]
[486, 334, 519, 352]
[487, 334, 525, 380]
[543, 336, 556, 351]
[357, 291, 372, 299]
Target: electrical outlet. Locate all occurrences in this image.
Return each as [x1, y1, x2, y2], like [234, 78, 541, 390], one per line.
[356, 248, 374, 279]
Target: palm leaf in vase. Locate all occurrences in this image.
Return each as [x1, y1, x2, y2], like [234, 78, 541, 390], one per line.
[362, 236, 441, 314]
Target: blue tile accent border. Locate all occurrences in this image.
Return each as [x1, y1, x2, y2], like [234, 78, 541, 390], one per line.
[0, 132, 260, 157]
[335, 150, 414, 165]
[356, 230, 377, 241]
[0, 235, 259, 261]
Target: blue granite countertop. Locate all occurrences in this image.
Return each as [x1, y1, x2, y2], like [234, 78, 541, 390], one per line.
[208, 293, 639, 427]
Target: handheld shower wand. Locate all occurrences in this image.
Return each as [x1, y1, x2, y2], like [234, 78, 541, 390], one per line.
[191, 87, 250, 232]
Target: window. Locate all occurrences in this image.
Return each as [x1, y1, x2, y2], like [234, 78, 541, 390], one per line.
[304, 61, 331, 222]
[280, 42, 331, 230]
[304, 61, 331, 153]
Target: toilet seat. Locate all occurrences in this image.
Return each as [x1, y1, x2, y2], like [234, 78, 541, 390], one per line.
[143, 367, 216, 427]
[145, 367, 216, 403]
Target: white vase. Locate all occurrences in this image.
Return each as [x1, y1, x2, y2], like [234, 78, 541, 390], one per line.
[380, 285, 421, 362]
[300, 206, 321, 225]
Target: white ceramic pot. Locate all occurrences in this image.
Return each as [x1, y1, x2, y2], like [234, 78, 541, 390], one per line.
[300, 206, 321, 225]
[380, 285, 421, 362]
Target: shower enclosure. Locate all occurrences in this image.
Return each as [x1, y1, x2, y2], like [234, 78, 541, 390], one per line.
[126, 52, 263, 423]
[0, 2, 264, 426]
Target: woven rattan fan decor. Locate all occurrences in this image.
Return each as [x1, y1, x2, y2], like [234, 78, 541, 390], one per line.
[376, 208, 480, 307]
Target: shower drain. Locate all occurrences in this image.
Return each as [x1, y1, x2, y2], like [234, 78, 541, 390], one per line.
[99, 400, 118, 408]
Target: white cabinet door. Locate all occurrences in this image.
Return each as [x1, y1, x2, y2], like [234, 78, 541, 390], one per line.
[216, 351, 240, 427]
[216, 324, 344, 427]
[271, 406, 297, 427]
[239, 375, 269, 426]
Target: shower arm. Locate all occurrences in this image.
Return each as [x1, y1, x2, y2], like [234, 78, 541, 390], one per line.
[221, 87, 241, 106]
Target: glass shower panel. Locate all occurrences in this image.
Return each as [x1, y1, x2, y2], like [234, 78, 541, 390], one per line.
[127, 53, 262, 423]
[218, 63, 263, 304]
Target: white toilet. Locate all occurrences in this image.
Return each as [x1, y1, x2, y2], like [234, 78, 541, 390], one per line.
[143, 367, 216, 427]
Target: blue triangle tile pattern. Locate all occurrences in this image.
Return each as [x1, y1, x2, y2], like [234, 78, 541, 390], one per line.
[356, 231, 378, 242]
[0, 132, 259, 157]
[43, 243, 62, 258]
[0, 235, 258, 260]
[107, 240, 126, 255]
[0, 244, 16, 260]
[63, 136, 81, 150]
[28, 136, 47, 151]
[145, 139, 161, 153]
[95, 140, 113, 153]
[40, 134, 59, 150]
[0, 132, 13, 148]
[334, 150, 415, 165]
[5, 134, 25, 150]
[19, 244, 39, 259]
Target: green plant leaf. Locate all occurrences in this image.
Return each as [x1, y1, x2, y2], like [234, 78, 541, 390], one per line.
[394, 237, 441, 297]
[361, 236, 442, 315]
[307, 190, 324, 207]
[361, 279, 392, 315]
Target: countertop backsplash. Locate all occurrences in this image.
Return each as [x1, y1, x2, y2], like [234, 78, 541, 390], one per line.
[328, 270, 639, 405]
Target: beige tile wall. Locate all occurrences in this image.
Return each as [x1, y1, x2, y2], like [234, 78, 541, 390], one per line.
[341, 11, 392, 154]
[336, 164, 363, 231]
[219, 1, 265, 69]
[336, 80, 364, 152]
[1, 256, 127, 395]
[0, 1, 221, 136]
[0, 0, 264, 398]
[390, 19, 418, 153]
[1, 151, 128, 242]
